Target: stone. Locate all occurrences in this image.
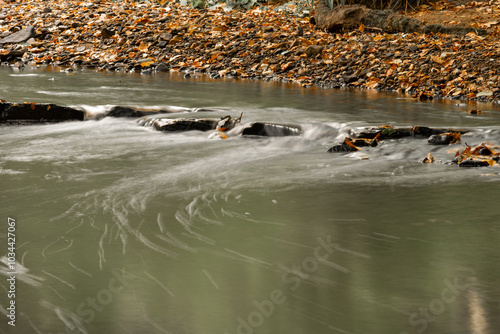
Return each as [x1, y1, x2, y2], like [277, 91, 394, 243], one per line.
[428, 133, 454, 145]
[304, 45, 324, 58]
[105, 106, 159, 118]
[101, 28, 114, 38]
[156, 62, 169, 72]
[0, 26, 35, 44]
[458, 158, 491, 167]
[342, 75, 359, 84]
[327, 142, 358, 152]
[476, 89, 493, 97]
[242, 122, 302, 137]
[148, 118, 218, 132]
[1, 102, 84, 123]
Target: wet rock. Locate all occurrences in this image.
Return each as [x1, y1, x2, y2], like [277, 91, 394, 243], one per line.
[477, 90, 493, 97]
[242, 122, 302, 137]
[357, 126, 411, 139]
[149, 118, 218, 132]
[428, 132, 460, 145]
[105, 106, 163, 118]
[1, 102, 84, 123]
[156, 62, 169, 72]
[0, 26, 35, 44]
[342, 75, 359, 84]
[458, 158, 491, 167]
[327, 142, 359, 152]
[101, 28, 115, 38]
[412, 126, 446, 137]
[352, 137, 378, 147]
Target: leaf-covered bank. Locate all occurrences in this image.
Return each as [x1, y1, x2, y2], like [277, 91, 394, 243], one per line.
[2, 0, 500, 103]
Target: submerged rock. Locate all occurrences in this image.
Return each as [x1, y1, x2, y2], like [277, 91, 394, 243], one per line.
[242, 122, 302, 137]
[327, 142, 359, 152]
[357, 126, 412, 139]
[1, 102, 84, 123]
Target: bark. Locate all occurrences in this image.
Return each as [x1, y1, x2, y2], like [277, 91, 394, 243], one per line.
[313, 2, 487, 35]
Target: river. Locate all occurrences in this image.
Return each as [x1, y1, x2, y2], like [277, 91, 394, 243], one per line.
[1, 66, 500, 334]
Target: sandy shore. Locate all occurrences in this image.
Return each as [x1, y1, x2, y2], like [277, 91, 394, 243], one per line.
[1, 0, 500, 103]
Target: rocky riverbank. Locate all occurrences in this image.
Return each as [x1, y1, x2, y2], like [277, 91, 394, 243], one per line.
[1, 0, 500, 102]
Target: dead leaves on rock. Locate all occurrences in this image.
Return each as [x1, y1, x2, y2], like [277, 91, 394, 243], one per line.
[453, 143, 499, 167]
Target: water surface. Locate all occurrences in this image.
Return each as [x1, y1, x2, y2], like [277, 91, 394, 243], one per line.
[1, 66, 500, 334]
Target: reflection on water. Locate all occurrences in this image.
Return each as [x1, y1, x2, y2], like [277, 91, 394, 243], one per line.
[1, 67, 500, 334]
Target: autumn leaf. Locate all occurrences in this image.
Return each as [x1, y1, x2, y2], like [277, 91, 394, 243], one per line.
[344, 138, 360, 150]
[141, 61, 154, 67]
[431, 56, 443, 64]
[421, 153, 435, 163]
[138, 42, 149, 52]
[359, 24, 365, 32]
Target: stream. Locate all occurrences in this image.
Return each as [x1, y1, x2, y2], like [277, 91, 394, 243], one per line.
[1, 66, 500, 334]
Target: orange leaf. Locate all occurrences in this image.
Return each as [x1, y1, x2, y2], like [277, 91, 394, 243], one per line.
[141, 61, 154, 67]
[344, 138, 360, 150]
[359, 24, 365, 32]
[138, 42, 149, 52]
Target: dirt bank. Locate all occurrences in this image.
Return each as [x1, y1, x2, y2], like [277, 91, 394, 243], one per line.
[1, 0, 500, 103]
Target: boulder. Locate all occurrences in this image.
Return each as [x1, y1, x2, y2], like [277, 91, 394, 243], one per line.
[242, 122, 302, 137]
[0, 26, 35, 44]
[1, 102, 84, 123]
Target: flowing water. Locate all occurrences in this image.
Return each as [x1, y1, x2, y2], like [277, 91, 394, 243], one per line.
[1, 66, 500, 334]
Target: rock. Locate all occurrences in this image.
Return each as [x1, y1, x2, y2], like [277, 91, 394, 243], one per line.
[412, 126, 445, 137]
[357, 126, 412, 139]
[352, 138, 378, 147]
[1, 102, 84, 123]
[242, 122, 302, 137]
[458, 158, 491, 167]
[147, 118, 218, 132]
[105, 106, 162, 118]
[156, 62, 169, 72]
[0, 26, 35, 44]
[477, 90, 494, 97]
[304, 45, 324, 58]
[427, 132, 460, 145]
[327, 142, 359, 152]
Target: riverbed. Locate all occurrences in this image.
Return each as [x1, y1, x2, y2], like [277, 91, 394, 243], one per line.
[1, 66, 500, 334]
